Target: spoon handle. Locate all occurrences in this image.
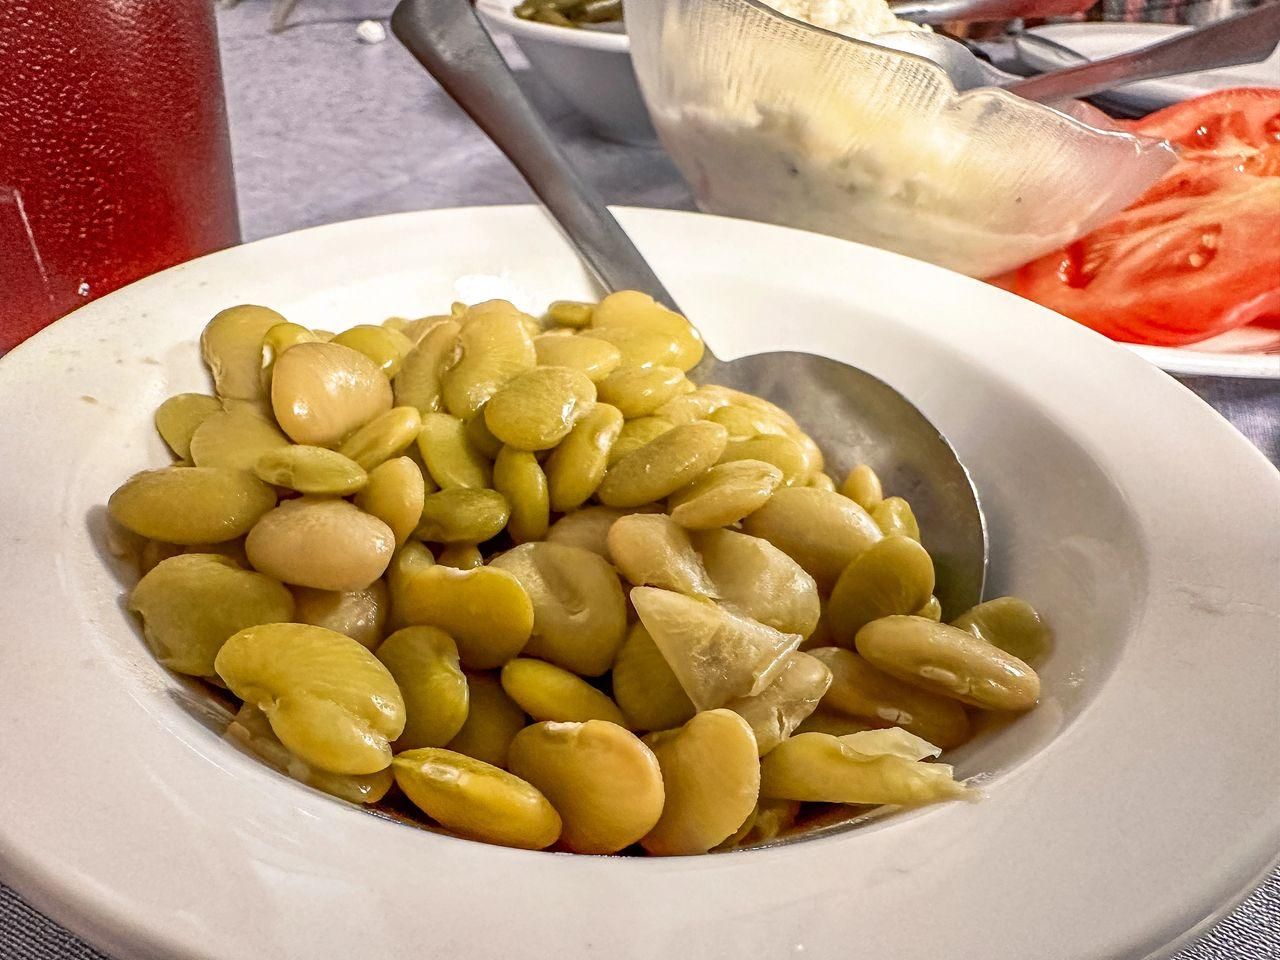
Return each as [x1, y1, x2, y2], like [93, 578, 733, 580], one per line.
[389, 0, 679, 309]
[1006, 2, 1280, 103]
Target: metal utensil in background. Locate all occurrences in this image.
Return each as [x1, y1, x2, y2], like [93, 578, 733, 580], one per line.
[876, 0, 1280, 98]
[890, 0, 1096, 24]
[1006, 0, 1280, 99]
[389, 0, 990, 615]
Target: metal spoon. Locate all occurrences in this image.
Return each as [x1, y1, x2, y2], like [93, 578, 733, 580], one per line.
[876, 1, 1280, 100]
[390, 0, 988, 616]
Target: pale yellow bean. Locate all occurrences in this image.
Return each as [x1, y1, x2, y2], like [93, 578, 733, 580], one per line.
[465, 408, 505, 459]
[759, 732, 967, 806]
[390, 557, 533, 669]
[871, 496, 921, 541]
[215, 622, 405, 775]
[415, 488, 510, 544]
[533, 333, 622, 382]
[741, 487, 882, 590]
[377, 626, 469, 748]
[336, 406, 422, 471]
[544, 506, 628, 559]
[607, 416, 674, 466]
[610, 623, 696, 733]
[606, 513, 717, 596]
[855, 616, 1041, 712]
[292, 581, 389, 650]
[270, 342, 393, 447]
[108, 467, 277, 544]
[154, 393, 223, 460]
[808, 646, 971, 749]
[668, 459, 783, 530]
[840, 464, 884, 510]
[201, 304, 287, 402]
[641, 710, 760, 855]
[416, 412, 492, 490]
[437, 543, 484, 569]
[393, 319, 460, 415]
[490, 542, 627, 677]
[545, 299, 594, 328]
[331, 324, 414, 378]
[545, 404, 625, 512]
[597, 421, 728, 508]
[483, 366, 597, 451]
[500, 658, 625, 725]
[508, 720, 665, 854]
[493, 447, 550, 544]
[596, 366, 686, 418]
[590, 291, 704, 371]
[442, 308, 536, 419]
[226, 703, 392, 804]
[353, 457, 426, 547]
[129, 554, 294, 678]
[392, 748, 561, 850]
[446, 672, 528, 768]
[254, 445, 367, 495]
[718, 434, 811, 486]
[246, 497, 394, 591]
[827, 536, 935, 646]
[188, 407, 290, 472]
[950, 597, 1052, 663]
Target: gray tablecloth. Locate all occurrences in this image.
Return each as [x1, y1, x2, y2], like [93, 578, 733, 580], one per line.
[2, 1, 1277, 956]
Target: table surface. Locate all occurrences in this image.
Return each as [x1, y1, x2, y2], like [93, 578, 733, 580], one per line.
[2, 1, 1277, 957]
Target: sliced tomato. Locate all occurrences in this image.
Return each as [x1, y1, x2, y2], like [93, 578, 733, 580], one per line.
[993, 88, 1280, 347]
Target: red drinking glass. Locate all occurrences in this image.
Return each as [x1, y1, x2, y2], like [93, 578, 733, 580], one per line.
[0, 0, 240, 352]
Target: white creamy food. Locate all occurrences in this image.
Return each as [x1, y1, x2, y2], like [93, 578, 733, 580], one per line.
[764, 0, 926, 39]
[640, 0, 1174, 277]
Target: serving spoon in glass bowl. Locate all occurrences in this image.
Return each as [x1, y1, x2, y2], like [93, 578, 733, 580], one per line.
[390, 0, 987, 616]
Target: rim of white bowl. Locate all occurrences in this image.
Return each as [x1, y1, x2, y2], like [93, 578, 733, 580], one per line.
[0, 206, 1277, 960]
[475, 0, 630, 52]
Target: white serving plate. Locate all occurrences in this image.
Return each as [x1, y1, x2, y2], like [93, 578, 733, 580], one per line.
[474, 0, 655, 144]
[1016, 22, 1280, 379]
[0, 206, 1277, 960]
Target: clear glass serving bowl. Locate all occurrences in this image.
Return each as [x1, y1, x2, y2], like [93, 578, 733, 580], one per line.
[624, 0, 1177, 277]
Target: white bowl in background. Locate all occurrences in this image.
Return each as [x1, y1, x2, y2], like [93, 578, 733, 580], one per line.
[475, 0, 655, 144]
[0, 206, 1277, 960]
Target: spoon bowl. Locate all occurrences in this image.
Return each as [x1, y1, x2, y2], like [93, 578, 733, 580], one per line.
[391, 0, 989, 614]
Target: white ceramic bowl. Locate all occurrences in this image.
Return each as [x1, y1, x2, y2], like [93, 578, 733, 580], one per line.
[1, 206, 1278, 960]
[475, 0, 655, 144]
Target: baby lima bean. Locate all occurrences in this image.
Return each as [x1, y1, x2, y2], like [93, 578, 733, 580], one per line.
[446, 673, 527, 768]
[390, 555, 533, 669]
[109, 467, 277, 544]
[500, 657, 625, 725]
[215, 622, 406, 775]
[246, 497, 395, 591]
[292, 581, 388, 650]
[129, 554, 295, 678]
[508, 720, 665, 854]
[855, 616, 1041, 712]
[641, 710, 760, 856]
[597, 420, 728, 508]
[484, 366, 597, 451]
[377, 627, 469, 749]
[393, 748, 561, 850]
[271, 341, 393, 447]
[809, 646, 971, 749]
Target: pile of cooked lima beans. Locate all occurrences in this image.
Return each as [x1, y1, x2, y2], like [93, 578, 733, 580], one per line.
[106, 291, 1049, 855]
